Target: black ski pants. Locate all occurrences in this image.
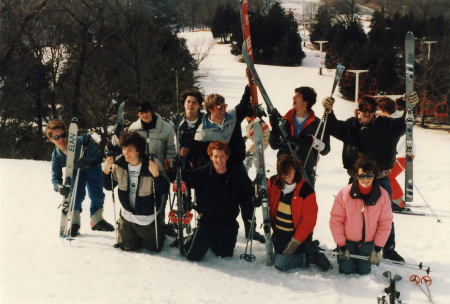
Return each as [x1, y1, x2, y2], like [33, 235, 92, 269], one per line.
[186, 221, 239, 262]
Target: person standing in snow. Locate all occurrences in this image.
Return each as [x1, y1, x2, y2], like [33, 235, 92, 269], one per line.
[172, 89, 205, 168]
[267, 154, 320, 271]
[330, 156, 393, 275]
[377, 96, 416, 211]
[269, 86, 330, 189]
[243, 115, 270, 172]
[322, 92, 419, 262]
[103, 132, 168, 252]
[169, 140, 254, 262]
[189, 87, 254, 169]
[46, 119, 114, 237]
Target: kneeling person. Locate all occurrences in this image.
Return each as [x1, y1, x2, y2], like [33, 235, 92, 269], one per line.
[176, 141, 253, 261]
[103, 132, 167, 252]
[267, 155, 320, 271]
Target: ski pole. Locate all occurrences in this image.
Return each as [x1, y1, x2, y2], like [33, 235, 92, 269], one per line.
[410, 275, 434, 304]
[320, 250, 431, 273]
[396, 159, 441, 222]
[304, 63, 345, 167]
[110, 167, 118, 244]
[240, 207, 256, 262]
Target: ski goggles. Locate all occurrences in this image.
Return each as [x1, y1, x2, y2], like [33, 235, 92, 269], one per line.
[214, 104, 228, 110]
[52, 133, 67, 141]
[357, 173, 374, 180]
[358, 103, 376, 113]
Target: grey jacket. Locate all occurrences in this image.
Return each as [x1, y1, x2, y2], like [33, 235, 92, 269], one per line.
[128, 113, 176, 162]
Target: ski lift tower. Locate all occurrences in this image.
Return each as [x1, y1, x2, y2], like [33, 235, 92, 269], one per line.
[347, 69, 369, 117]
[422, 41, 437, 60]
[315, 41, 328, 75]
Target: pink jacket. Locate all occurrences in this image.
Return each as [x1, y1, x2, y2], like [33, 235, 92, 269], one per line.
[330, 183, 393, 247]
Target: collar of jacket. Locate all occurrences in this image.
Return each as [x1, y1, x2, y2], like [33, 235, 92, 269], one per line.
[138, 113, 164, 133]
[202, 111, 234, 129]
[115, 153, 152, 176]
[270, 175, 306, 196]
[283, 108, 317, 137]
[178, 112, 204, 128]
[349, 179, 381, 206]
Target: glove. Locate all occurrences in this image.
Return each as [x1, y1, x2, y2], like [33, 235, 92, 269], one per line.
[269, 109, 282, 127]
[74, 157, 93, 169]
[241, 85, 251, 103]
[283, 237, 302, 255]
[171, 155, 182, 169]
[57, 185, 70, 196]
[403, 91, 419, 106]
[244, 220, 265, 244]
[369, 246, 382, 266]
[338, 245, 350, 260]
[322, 96, 335, 113]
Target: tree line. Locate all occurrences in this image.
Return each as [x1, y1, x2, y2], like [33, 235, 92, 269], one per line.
[311, 0, 449, 103]
[0, 0, 199, 160]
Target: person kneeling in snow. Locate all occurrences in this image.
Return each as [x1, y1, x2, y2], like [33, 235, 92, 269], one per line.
[268, 155, 331, 272]
[170, 140, 254, 262]
[103, 132, 168, 252]
[330, 156, 393, 275]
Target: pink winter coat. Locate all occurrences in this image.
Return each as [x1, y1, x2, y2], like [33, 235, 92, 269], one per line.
[330, 181, 393, 248]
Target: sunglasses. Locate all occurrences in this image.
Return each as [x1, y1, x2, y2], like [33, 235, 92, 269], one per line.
[358, 103, 376, 113]
[52, 133, 67, 141]
[357, 173, 374, 180]
[214, 104, 228, 110]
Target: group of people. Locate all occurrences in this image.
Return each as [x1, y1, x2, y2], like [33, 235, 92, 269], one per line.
[46, 84, 419, 276]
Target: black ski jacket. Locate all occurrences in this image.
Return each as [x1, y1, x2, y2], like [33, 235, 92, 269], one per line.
[325, 111, 405, 171]
[181, 163, 253, 226]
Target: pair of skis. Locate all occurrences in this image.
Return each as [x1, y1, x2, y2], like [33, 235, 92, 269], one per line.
[60, 117, 91, 240]
[238, 0, 273, 266]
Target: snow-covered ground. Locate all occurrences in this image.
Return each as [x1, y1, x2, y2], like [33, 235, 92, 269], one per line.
[1, 29, 450, 304]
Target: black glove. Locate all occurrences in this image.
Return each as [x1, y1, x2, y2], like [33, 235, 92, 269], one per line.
[74, 157, 93, 169]
[338, 245, 350, 260]
[269, 114, 280, 128]
[241, 85, 251, 103]
[244, 219, 265, 244]
[171, 155, 182, 169]
[58, 185, 70, 196]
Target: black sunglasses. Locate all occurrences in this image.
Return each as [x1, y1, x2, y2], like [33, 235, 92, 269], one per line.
[357, 173, 374, 180]
[52, 133, 67, 141]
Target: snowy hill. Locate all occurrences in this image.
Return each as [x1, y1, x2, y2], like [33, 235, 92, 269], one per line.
[1, 30, 449, 304]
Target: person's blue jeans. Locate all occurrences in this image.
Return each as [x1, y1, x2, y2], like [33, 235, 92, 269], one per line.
[274, 253, 304, 272]
[338, 241, 374, 275]
[73, 166, 105, 215]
